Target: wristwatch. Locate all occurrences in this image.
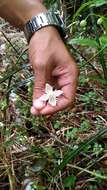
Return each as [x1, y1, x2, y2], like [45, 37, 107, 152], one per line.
[24, 10, 66, 43]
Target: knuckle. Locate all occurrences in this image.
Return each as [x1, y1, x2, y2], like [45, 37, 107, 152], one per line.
[35, 62, 45, 70]
[33, 82, 45, 98]
[34, 86, 44, 94]
[34, 57, 48, 71]
[34, 80, 45, 89]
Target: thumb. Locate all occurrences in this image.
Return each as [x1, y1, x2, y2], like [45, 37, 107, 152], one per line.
[32, 69, 46, 110]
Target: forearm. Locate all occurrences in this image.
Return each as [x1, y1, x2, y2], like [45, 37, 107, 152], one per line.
[0, 0, 46, 30]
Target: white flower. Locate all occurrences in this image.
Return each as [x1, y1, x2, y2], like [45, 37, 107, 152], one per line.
[9, 92, 19, 102]
[40, 83, 63, 106]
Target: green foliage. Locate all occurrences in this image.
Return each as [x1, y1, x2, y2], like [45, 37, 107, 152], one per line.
[80, 91, 98, 109]
[65, 128, 78, 140]
[93, 142, 103, 156]
[68, 38, 98, 47]
[80, 19, 87, 27]
[0, 0, 107, 189]
[63, 175, 76, 188]
[54, 127, 107, 175]
[69, 0, 107, 81]
[100, 35, 107, 47]
[53, 121, 61, 129]
[89, 185, 98, 190]
[80, 119, 90, 132]
[93, 0, 107, 7]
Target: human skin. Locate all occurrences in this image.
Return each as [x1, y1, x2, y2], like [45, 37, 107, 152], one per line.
[0, 0, 79, 115]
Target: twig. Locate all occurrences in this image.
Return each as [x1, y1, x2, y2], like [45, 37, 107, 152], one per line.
[68, 163, 107, 179]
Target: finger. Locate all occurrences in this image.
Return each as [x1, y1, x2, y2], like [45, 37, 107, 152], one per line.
[39, 97, 71, 115]
[30, 106, 40, 115]
[32, 68, 46, 110]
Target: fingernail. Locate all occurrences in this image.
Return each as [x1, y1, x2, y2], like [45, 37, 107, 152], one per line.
[33, 99, 46, 110]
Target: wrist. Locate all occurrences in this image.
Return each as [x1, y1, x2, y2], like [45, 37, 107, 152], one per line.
[29, 26, 61, 45]
[0, 0, 47, 30]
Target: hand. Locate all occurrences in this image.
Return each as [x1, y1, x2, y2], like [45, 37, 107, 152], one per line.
[29, 26, 78, 115]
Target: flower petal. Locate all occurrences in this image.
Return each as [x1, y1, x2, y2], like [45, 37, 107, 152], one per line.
[40, 94, 49, 101]
[48, 95, 57, 106]
[54, 90, 63, 97]
[45, 83, 53, 94]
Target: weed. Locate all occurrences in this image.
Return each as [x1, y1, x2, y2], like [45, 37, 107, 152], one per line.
[0, 0, 107, 189]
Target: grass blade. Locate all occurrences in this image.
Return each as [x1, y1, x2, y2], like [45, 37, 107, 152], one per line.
[54, 127, 107, 176]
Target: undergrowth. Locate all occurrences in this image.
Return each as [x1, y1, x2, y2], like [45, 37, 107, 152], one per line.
[0, 0, 107, 189]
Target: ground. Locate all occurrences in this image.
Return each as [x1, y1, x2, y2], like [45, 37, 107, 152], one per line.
[0, 6, 107, 190]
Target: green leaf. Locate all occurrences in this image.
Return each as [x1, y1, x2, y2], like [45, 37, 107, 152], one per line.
[102, 17, 107, 34]
[54, 127, 107, 176]
[68, 38, 98, 47]
[72, 0, 107, 23]
[80, 120, 90, 132]
[54, 121, 61, 129]
[72, 0, 107, 22]
[100, 35, 107, 47]
[98, 16, 107, 34]
[64, 175, 76, 188]
[65, 128, 78, 140]
[72, 1, 92, 21]
[93, 0, 107, 7]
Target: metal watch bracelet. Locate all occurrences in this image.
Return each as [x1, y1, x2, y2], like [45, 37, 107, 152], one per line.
[24, 10, 66, 43]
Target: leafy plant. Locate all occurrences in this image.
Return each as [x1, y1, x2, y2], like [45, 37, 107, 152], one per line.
[54, 127, 107, 175]
[63, 175, 76, 188]
[93, 142, 103, 157]
[69, 0, 107, 82]
[0, 0, 107, 189]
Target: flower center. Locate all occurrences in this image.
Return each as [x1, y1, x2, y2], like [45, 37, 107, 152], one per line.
[48, 91, 54, 97]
